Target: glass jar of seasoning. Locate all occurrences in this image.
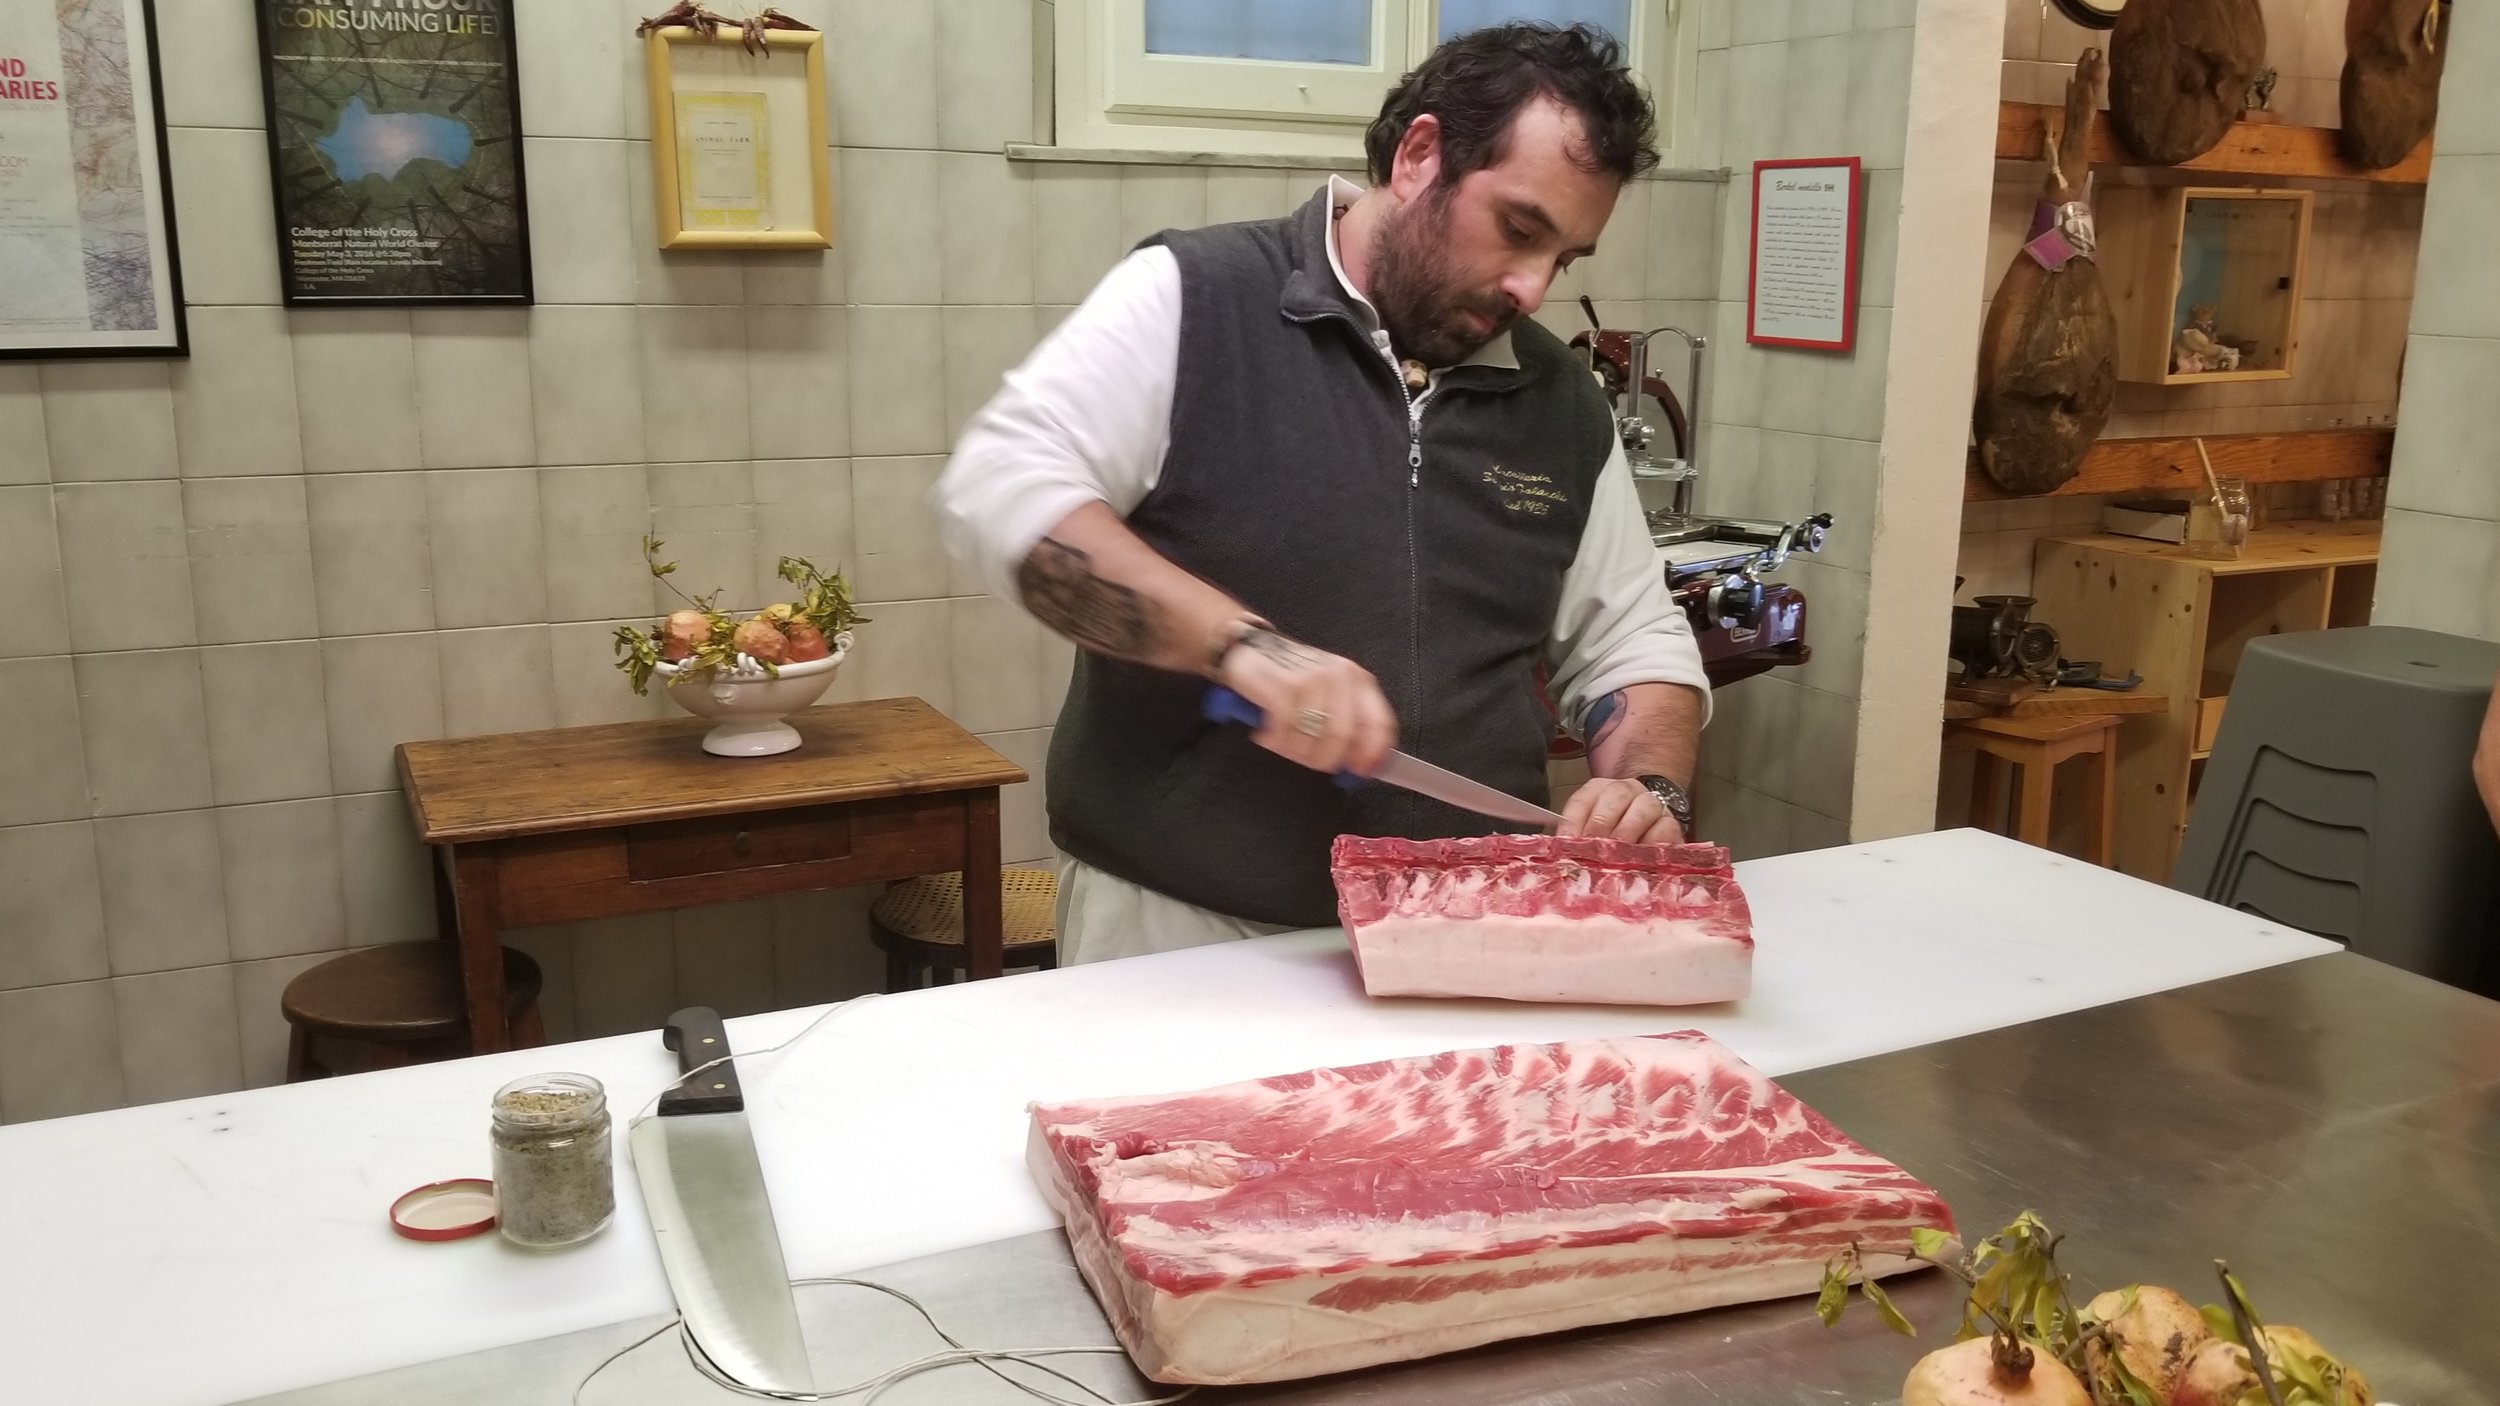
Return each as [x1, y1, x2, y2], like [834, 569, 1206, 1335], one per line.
[490, 1072, 615, 1249]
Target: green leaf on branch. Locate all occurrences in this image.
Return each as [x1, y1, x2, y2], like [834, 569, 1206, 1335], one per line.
[1816, 1256, 1852, 1326]
[1862, 1275, 1915, 1336]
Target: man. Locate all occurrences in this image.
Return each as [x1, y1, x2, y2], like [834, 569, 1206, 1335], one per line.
[936, 23, 1710, 963]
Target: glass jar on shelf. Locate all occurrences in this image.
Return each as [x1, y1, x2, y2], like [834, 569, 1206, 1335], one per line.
[2189, 475, 2252, 559]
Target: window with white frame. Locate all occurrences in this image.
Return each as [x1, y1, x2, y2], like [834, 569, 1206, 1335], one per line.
[1046, 0, 1695, 167]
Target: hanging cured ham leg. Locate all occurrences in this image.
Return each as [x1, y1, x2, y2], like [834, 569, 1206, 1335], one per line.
[2340, 0, 2447, 170]
[2108, 0, 2266, 164]
[1974, 51, 2118, 496]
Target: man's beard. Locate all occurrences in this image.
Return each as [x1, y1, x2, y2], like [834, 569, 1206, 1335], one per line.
[1368, 184, 1517, 369]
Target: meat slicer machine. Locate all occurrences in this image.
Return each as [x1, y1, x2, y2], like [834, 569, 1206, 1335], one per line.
[1571, 301, 1828, 689]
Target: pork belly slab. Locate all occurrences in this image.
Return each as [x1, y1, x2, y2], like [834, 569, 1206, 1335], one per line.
[1027, 1031, 1951, 1385]
[1329, 834, 1754, 1006]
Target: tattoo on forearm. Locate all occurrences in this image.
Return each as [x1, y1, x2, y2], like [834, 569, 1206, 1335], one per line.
[1585, 689, 1629, 754]
[1241, 629, 1319, 671]
[1017, 537, 1163, 659]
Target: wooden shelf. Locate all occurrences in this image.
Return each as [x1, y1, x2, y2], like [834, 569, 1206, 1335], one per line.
[1966, 427, 2393, 502]
[2042, 518, 2383, 574]
[2157, 368, 2295, 385]
[1995, 101, 2432, 185]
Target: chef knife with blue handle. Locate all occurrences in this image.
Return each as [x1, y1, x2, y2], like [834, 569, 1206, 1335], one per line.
[1202, 686, 1566, 829]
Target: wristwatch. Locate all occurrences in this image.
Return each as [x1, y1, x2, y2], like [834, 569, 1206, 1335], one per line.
[1634, 774, 1694, 832]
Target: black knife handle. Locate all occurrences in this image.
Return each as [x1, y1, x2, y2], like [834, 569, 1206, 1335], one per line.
[658, 1006, 745, 1117]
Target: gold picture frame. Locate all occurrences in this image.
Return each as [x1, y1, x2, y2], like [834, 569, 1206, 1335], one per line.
[643, 24, 833, 250]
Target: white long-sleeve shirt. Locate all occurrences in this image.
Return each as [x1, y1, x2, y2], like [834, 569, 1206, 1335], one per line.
[933, 178, 1710, 737]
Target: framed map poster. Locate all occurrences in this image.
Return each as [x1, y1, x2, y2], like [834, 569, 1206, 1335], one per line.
[253, 0, 532, 304]
[0, 0, 186, 358]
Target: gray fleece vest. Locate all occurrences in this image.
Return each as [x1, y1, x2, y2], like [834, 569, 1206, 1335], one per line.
[1046, 188, 1616, 928]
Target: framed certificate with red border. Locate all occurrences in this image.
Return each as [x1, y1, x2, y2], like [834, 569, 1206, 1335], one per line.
[1746, 157, 1863, 352]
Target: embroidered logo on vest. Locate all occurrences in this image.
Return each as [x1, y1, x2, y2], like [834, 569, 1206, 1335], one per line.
[1482, 464, 1566, 517]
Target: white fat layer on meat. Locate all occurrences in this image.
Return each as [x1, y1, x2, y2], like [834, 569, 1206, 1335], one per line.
[1349, 912, 1751, 1005]
[1123, 1235, 1930, 1385]
[1028, 1035, 1945, 1385]
[1034, 1034, 1936, 1281]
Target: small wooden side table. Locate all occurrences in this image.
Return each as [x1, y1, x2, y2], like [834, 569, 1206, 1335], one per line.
[398, 698, 1028, 1053]
[1944, 712, 2127, 866]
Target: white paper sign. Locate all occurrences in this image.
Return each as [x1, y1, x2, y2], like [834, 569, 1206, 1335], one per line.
[1748, 161, 1859, 350]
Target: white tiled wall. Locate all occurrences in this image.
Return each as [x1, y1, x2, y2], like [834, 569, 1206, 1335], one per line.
[1679, 0, 1960, 860]
[2376, 0, 2500, 640]
[0, 0, 1705, 1122]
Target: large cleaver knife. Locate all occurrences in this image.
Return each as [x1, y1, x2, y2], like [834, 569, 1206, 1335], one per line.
[630, 1007, 815, 1393]
[1203, 687, 1565, 828]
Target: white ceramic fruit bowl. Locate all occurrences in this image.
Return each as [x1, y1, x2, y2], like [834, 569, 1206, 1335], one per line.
[651, 632, 852, 757]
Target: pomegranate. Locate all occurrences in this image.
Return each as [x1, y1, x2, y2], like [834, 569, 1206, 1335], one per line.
[783, 620, 832, 661]
[732, 616, 788, 664]
[1904, 1334, 2091, 1406]
[660, 609, 709, 661]
[2082, 1286, 2211, 1405]
[2174, 1327, 2372, 1406]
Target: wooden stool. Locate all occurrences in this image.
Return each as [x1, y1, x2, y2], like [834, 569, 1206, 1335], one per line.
[1945, 712, 2126, 866]
[281, 942, 545, 1081]
[872, 869, 1059, 991]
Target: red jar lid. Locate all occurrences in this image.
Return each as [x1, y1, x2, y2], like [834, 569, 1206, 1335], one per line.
[390, 1178, 498, 1242]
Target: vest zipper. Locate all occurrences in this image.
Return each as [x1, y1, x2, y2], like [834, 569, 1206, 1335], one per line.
[1369, 334, 1437, 489]
[1369, 330, 1434, 748]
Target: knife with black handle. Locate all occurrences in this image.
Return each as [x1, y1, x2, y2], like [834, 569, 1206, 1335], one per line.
[631, 1007, 814, 1392]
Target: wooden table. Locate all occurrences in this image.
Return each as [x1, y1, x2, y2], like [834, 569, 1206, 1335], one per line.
[396, 698, 1028, 1052]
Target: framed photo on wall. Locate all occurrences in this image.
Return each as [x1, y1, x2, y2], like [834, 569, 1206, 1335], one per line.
[0, 0, 187, 359]
[1746, 157, 1863, 353]
[252, 0, 532, 305]
[643, 21, 832, 250]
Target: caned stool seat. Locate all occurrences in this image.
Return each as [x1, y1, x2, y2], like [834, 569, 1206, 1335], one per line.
[872, 869, 1059, 991]
[280, 942, 545, 1081]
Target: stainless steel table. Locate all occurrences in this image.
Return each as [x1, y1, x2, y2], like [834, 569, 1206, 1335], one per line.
[245, 953, 2500, 1405]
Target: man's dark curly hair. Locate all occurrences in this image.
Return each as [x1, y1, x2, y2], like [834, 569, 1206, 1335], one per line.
[1364, 22, 1659, 189]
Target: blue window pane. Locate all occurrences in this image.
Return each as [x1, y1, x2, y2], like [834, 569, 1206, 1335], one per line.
[1437, 0, 1631, 44]
[1145, 0, 1374, 65]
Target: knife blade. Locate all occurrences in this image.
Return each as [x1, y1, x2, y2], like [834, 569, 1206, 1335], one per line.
[629, 1007, 814, 1394]
[1367, 746, 1568, 828]
[1202, 687, 1566, 829]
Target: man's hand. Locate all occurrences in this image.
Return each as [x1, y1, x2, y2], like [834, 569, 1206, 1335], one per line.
[1217, 628, 1398, 777]
[1559, 776, 1685, 844]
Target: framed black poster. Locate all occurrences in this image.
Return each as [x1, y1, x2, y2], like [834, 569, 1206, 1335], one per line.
[252, 0, 532, 305]
[0, 0, 187, 358]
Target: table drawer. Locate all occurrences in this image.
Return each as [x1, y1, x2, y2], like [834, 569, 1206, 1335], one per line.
[626, 806, 853, 882]
[486, 792, 980, 926]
